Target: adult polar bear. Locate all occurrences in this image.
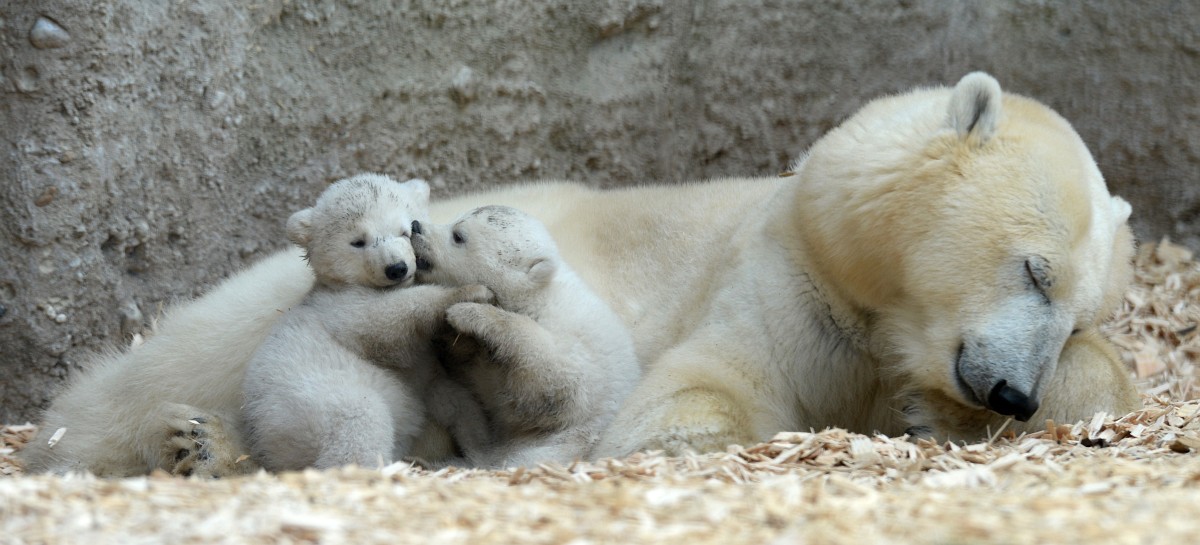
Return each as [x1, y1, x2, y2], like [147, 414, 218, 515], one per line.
[22, 72, 1137, 474]
[444, 72, 1138, 455]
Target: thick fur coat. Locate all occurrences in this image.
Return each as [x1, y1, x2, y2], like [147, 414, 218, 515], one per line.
[21, 73, 1139, 474]
[413, 205, 640, 468]
[243, 175, 492, 472]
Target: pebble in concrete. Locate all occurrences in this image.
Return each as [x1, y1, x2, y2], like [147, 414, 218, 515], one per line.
[30, 17, 70, 49]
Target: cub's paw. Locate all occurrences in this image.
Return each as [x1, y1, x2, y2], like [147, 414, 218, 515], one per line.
[446, 302, 498, 337]
[162, 403, 256, 478]
[434, 326, 487, 366]
[452, 284, 495, 305]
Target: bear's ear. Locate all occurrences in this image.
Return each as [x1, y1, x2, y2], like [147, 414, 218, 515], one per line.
[286, 208, 314, 247]
[403, 178, 431, 206]
[948, 72, 1002, 144]
[526, 257, 558, 286]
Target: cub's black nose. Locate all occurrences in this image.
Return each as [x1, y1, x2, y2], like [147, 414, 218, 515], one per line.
[411, 220, 422, 235]
[385, 262, 409, 281]
[987, 380, 1039, 422]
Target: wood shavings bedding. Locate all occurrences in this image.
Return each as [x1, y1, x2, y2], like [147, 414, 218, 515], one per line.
[2, 240, 1199, 544]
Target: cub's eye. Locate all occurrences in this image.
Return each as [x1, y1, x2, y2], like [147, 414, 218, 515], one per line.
[1071, 328, 1081, 336]
[350, 239, 366, 248]
[452, 231, 466, 244]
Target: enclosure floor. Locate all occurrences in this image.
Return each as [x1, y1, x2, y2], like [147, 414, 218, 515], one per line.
[3, 240, 1199, 544]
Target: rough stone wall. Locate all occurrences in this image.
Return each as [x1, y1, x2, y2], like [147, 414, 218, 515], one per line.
[1, 0, 1196, 422]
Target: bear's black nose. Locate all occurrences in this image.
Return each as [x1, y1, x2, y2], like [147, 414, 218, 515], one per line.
[411, 220, 422, 235]
[986, 380, 1039, 422]
[385, 262, 409, 281]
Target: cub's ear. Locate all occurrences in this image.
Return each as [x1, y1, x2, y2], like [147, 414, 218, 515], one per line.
[526, 257, 558, 286]
[286, 208, 314, 247]
[402, 178, 431, 206]
[948, 71, 1002, 144]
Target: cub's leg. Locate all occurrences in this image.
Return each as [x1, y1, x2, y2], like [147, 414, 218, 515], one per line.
[245, 366, 416, 471]
[445, 302, 584, 430]
[423, 376, 494, 467]
[406, 421, 457, 466]
[162, 403, 258, 477]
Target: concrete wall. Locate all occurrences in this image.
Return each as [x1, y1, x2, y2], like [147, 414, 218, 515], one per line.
[2, 0, 1197, 421]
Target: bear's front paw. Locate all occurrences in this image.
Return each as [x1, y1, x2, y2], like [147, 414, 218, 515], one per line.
[452, 284, 495, 305]
[596, 387, 757, 459]
[902, 425, 936, 440]
[162, 403, 257, 478]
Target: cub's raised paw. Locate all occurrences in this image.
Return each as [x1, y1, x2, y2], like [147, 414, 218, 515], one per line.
[453, 285, 495, 306]
[434, 325, 486, 365]
[162, 403, 257, 478]
[445, 302, 498, 337]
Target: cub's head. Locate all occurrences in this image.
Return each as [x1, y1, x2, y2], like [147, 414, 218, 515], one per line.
[288, 174, 430, 289]
[412, 205, 559, 300]
[793, 72, 1135, 430]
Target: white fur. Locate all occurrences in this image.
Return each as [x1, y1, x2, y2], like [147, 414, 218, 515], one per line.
[20, 247, 313, 476]
[21, 74, 1139, 475]
[243, 283, 493, 471]
[413, 206, 640, 468]
[243, 174, 495, 471]
[948, 71, 1002, 141]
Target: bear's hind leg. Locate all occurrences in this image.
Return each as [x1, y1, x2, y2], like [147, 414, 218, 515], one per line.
[162, 403, 258, 477]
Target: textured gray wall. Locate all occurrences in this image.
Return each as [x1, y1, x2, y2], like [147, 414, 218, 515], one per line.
[1, 0, 1197, 422]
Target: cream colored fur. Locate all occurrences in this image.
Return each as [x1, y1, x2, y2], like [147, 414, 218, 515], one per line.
[412, 206, 639, 468]
[20, 247, 313, 476]
[21, 73, 1139, 475]
[242, 174, 494, 472]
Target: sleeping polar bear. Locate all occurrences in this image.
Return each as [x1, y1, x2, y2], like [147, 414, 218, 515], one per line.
[20, 72, 1138, 475]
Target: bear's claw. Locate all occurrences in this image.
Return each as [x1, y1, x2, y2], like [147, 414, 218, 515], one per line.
[161, 403, 256, 478]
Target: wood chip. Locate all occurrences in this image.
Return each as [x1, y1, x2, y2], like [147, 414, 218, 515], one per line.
[46, 427, 66, 448]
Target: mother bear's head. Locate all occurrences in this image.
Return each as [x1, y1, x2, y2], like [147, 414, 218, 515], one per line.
[791, 72, 1135, 431]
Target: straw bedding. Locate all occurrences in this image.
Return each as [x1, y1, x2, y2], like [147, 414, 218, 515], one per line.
[2, 240, 1199, 544]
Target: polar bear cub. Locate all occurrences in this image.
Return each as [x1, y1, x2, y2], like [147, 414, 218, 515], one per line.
[412, 205, 640, 468]
[243, 174, 493, 471]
